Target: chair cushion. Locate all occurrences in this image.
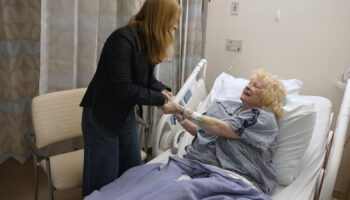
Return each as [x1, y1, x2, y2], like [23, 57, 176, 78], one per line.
[40, 149, 83, 190]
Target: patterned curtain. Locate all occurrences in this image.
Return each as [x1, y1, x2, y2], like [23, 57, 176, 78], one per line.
[0, 0, 41, 164]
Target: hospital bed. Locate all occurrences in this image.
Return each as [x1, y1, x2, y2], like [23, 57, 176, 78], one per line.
[85, 59, 350, 200]
[149, 59, 350, 200]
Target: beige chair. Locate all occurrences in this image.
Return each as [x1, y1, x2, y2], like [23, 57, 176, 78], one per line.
[25, 88, 87, 200]
[25, 88, 147, 200]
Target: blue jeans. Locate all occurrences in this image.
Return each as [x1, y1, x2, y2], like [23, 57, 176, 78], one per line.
[82, 107, 141, 197]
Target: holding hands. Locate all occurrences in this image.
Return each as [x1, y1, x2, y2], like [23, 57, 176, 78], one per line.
[160, 90, 182, 114]
[160, 90, 202, 125]
[160, 90, 204, 136]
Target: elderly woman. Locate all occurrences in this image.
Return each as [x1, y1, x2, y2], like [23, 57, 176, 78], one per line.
[170, 69, 286, 194]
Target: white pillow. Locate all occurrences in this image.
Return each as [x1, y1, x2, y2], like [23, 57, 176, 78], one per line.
[273, 95, 316, 185]
[210, 72, 303, 102]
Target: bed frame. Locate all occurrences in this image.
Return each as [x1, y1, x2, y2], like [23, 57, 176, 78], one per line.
[150, 59, 350, 200]
[319, 79, 350, 199]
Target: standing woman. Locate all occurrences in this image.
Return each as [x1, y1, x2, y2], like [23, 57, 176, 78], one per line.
[80, 0, 181, 197]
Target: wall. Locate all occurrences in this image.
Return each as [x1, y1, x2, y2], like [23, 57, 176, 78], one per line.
[203, 0, 350, 194]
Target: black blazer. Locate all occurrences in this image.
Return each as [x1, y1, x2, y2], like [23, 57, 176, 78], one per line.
[80, 26, 169, 133]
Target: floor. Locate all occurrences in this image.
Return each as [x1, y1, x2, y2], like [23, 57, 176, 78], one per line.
[1, 156, 348, 200]
[0, 158, 81, 200]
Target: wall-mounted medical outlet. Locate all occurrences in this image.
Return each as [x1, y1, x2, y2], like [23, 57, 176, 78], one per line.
[231, 2, 239, 15]
[226, 39, 242, 52]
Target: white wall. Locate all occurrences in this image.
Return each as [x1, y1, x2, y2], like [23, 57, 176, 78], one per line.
[204, 0, 350, 194]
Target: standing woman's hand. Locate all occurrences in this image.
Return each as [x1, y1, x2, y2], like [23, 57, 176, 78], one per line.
[161, 89, 173, 101]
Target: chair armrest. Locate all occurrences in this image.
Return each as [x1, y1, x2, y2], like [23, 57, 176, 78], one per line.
[24, 133, 48, 162]
[134, 106, 150, 128]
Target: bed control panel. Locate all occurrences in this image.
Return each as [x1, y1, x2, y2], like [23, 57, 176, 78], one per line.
[170, 115, 177, 125]
[183, 89, 192, 104]
[169, 89, 193, 126]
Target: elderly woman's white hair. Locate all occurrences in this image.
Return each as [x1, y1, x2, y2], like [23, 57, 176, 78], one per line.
[250, 69, 286, 118]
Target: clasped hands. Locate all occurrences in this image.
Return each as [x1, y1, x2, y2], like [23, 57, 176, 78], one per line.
[160, 90, 183, 114]
[160, 90, 199, 124]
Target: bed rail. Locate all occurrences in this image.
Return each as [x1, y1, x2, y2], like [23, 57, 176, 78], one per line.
[319, 79, 350, 200]
[152, 59, 208, 157]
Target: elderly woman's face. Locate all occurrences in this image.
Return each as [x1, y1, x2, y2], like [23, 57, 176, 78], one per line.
[240, 78, 263, 109]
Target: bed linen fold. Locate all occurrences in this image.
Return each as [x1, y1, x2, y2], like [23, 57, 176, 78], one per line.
[85, 156, 271, 200]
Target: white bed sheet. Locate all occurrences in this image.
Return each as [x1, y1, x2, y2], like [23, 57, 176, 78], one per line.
[149, 95, 332, 199]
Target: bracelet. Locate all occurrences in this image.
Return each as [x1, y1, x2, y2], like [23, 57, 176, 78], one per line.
[191, 111, 203, 125]
[180, 107, 203, 125]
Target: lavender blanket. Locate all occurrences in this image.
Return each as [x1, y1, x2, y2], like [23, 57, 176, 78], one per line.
[85, 156, 271, 200]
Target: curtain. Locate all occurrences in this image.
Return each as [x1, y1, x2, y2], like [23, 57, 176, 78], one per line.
[176, 0, 203, 86]
[40, 0, 202, 93]
[0, 0, 41, 164]
[40, 0, 145, 94]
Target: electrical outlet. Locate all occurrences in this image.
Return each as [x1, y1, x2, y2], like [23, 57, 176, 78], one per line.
[226, 39, 242, 52]
[231, 2, 239, 15]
